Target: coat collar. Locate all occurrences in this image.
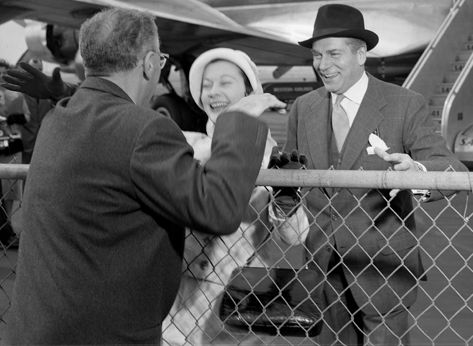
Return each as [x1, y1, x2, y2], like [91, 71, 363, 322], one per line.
[79, 77, 134, 104]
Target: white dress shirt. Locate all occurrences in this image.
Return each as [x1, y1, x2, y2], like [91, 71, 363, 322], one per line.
[330, 72, 369, 128]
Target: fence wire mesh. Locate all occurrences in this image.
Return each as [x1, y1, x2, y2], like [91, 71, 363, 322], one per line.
[0, 158, 23, 340]
[0, 165, 472, 346]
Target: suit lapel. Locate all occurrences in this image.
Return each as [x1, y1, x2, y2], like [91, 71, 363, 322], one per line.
[305, 91, 330, 169]
[340, 77, 387, 170]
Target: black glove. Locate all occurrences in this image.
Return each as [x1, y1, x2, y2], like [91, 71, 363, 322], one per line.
[268, 147, 307, 216]
[1, 62, 71, 100]
[6, 113, 27, 126]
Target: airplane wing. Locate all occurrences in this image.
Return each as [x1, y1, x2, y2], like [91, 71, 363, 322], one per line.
[208, 0, 453, 58]
[0, 0, 311, 66]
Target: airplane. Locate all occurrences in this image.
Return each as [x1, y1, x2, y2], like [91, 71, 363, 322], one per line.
[0, 0, 315, 133]
[204, 0, 453, 57]
[0, 0, 469, 154]
[205, 0, 454, 83]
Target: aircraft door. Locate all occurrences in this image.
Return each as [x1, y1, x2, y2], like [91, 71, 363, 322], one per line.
[453, 124, 473, 169]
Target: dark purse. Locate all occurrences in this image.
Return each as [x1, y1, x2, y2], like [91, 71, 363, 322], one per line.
[219, 265, 324, 337]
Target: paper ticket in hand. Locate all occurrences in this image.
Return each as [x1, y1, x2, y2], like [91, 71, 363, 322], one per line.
[367, 133, 389, 155]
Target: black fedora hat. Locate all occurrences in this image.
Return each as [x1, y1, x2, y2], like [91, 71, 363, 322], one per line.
[298, 4, 378, 51]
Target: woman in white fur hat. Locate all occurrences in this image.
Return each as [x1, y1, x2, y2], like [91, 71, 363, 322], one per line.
[179, 47, 274, 166]
[161, 48, 309, 346]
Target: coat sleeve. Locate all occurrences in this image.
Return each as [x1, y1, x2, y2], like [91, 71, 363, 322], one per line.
[403, 92, 466, 172]
[402, 92, 467, 200]
[130, 111, 268, 235]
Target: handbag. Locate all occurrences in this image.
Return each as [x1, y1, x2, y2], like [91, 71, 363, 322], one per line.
[219, 265, 324, 337]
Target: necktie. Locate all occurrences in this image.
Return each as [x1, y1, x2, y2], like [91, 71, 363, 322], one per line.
[332, 94, 349, 151]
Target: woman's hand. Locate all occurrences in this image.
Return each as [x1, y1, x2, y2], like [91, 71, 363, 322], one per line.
[226, 93, 286, 118]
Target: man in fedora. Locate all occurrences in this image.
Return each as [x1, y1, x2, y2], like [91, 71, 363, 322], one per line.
[281, 3, 466, 345]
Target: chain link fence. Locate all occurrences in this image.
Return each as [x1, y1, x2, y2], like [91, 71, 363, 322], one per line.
[0, 159, 24, 340]
[0, 165, 472, 345]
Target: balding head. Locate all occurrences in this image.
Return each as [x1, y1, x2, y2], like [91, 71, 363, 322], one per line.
[79, 8, 159, 76]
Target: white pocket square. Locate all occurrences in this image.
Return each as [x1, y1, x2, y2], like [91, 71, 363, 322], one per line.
[367, 133, 389, 155]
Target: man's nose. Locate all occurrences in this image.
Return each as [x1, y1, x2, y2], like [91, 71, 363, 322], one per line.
[317, 55, 331, 71]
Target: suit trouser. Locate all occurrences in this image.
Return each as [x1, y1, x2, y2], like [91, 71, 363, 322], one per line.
[315, 262, 411, 346]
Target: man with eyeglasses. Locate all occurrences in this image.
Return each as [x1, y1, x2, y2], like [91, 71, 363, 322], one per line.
[158, 52, 169, 69]
[5, 8, 285, 345]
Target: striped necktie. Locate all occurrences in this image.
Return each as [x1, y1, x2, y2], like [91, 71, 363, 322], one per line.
[332, 94, 349, 151]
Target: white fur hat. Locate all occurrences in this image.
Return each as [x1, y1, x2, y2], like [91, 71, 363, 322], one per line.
[189, 48, 263, 110]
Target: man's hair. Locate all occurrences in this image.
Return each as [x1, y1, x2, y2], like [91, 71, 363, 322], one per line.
[345, 38, 367, 54]
[79, 8, 159, 75]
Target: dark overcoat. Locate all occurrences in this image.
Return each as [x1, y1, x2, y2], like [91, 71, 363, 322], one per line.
[6, 77, 268, 344]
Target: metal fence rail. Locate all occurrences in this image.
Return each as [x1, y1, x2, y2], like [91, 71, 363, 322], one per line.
[0, 164, 472, 345]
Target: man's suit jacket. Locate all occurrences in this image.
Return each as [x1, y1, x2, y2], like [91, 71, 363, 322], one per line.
[7, 77, 268, 344]
[284, 74, 466, 314]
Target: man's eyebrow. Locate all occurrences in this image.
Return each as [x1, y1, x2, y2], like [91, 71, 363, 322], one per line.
[311, 48, 342, 54]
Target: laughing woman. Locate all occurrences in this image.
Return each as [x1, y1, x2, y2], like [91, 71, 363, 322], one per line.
[161, 48, 308, 346]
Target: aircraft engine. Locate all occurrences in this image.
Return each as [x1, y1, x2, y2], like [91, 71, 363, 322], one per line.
[25, 22, 79, 65]
[24, 21, 83, 79]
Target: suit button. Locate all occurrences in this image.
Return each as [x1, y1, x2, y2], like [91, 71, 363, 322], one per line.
[331, 214, 338, 221]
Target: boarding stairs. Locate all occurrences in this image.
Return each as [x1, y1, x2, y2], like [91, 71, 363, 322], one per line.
[404, 0, 473, 167]
[428, 36, 473, 134]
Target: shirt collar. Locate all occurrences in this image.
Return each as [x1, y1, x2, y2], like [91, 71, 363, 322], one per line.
[331, 72, 368, 105]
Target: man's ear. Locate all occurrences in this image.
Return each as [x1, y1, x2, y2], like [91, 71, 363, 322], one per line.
[142, 51, 155, 81]
[357, 46, 367, 65]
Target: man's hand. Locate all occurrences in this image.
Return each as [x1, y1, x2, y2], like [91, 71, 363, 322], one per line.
[1, 62, 69, 100]
[374, 147, 424, 198]
[269, 147, 307, 216]
[226, 93, 286, 118]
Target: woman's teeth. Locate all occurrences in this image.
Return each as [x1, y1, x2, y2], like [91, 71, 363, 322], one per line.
[211, 102, 228, 110]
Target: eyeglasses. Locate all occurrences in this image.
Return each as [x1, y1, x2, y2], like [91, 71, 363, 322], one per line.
[159, 53, 169, 68]
[140, 51, 169, 76]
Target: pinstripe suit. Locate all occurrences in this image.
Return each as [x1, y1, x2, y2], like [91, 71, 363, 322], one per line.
[284, 74, 466, 344]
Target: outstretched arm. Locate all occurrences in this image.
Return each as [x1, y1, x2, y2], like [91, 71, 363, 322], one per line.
[2, 62, 76, 100]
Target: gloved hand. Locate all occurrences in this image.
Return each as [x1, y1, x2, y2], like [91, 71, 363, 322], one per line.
[268, 147, 307, 216]
[6, 113, 27, 126]
[1, 62, 70, 100]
